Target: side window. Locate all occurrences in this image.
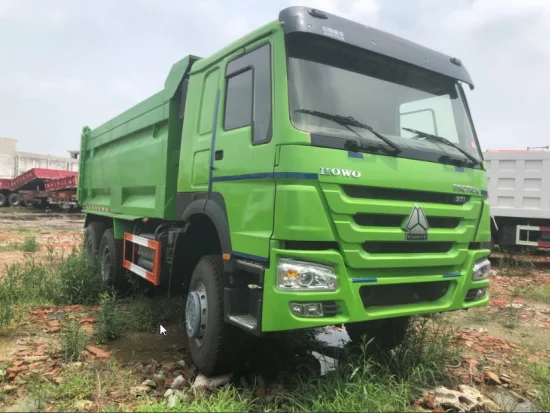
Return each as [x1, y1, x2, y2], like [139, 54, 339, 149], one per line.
[224, 70, 253, 130]
[199, 69, 220, 135]
[223, 43, 272, 144]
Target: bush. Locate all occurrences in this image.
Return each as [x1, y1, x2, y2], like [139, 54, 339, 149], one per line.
[60, 318, 88, 363]
[20, 235, 40, 252]
[0, 300, 14, 334]
[58, 247, 103, 305]
[95, 289, 122, 344]
[0, 254, 60, 306]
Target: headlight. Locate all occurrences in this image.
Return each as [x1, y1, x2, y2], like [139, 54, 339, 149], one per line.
[472, 258, 491, 281]
[277, 259, 337, 291]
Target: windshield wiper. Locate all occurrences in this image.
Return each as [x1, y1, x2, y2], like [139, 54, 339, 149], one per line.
[295, 108, 401, 154]
[402, 127, 481, 167]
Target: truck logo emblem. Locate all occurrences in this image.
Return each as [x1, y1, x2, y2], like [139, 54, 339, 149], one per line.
[403, 205, 429, 241]
[319, 167, 361, 178]
[453, 184, 480, 195]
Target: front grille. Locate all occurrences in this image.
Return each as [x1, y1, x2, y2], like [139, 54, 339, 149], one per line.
[360, 281, 450, 307]
[363, 242, 453, 254]
[343, 185, 469, 205]
[354, 214, 460, 229]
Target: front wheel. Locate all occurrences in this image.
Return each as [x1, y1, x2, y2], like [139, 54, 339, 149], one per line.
[185, 255, 241, 376]
[0, 193, 6, 207]
[345, 316, 411, 351]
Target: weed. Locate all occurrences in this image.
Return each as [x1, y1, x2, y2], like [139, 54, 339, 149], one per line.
[281, 349, 412, 412]
[0, 254, 61, 306]
[466, 308, 491, 324]
[0, 234, 39, 253]
[95, 289, 121, 344]
[389, 315, 460, 384]
[60, 318, 87, 362]
[136, 387, 255, 412]
[122, 298, 156, 333]
[513, 285, 550, 304]
[0, 300, 14, 334]
[45, 362, 135, 411]
[27, 371, 49, 411]
[525, 360, 550, 411]
[58, 247, 103, 305]
[497, 252, 535, 276]
[501, 299, 520, 329]
[20, 234, 40, 252]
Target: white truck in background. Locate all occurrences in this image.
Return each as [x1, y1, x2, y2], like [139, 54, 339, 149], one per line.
[485, 148, 550, 252]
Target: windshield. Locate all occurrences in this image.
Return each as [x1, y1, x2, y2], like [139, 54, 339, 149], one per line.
[286, 34, 482, 165]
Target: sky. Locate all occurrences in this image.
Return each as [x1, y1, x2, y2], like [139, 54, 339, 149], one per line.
[0, 0, 549, 157]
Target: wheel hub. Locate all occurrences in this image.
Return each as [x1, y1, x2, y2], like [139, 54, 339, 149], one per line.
[185, 283, 208, 345]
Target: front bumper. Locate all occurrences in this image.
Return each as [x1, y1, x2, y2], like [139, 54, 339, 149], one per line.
[261, 243, 490, 332]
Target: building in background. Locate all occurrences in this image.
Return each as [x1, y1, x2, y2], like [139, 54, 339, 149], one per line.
[0, 137, 79, 179]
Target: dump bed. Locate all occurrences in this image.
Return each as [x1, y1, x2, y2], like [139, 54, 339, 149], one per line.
[485, 150, 550, 219]
[9, 168, 78, 191]
[0, 179, 11, 190]
[78, 55, 201, 220]
[45, 174, 78, 191]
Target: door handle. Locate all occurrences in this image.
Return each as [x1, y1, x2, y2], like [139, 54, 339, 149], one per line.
[215, 150, 224, 161]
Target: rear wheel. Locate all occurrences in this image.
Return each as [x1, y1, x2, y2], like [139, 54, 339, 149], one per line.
[345, 316, 411, 351]
[98, 229, 125, 289]
[8, 193, 20, 207]
[185, 255, 241, 376]
[0, 193, 6, 207]
[84, 222, 106, 257]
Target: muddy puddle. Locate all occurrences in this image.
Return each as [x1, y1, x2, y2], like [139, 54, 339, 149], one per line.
[109, 324, 188, 365]
[0, 336, 15, 362]
[487, 387, 533, 412]
[107, 324, 350, 378]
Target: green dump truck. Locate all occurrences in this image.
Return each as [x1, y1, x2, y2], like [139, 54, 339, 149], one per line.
[78, 6, 491, 375]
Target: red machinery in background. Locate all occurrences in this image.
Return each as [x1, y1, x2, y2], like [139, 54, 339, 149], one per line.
[1, 169, 79, 210]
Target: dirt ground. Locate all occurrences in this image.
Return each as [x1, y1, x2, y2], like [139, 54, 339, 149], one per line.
[0, 208, 83, 273]
[1, 208, 549, 412]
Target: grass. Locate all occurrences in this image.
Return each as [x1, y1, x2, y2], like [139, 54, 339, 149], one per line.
[525, 360, 550, 411]
[28, 361, 137, 412]
[57, 246, 103, 305]
[513, 285, 550, 304]
[497, 252, 536, 276]
[0, 234, 40, 252]
[134, 388, 256, 412]
[94, 294, 185, 344]
[0, 243, 102, 333]
[465, 308, 492, 324]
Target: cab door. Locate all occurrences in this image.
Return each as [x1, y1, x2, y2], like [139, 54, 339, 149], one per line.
[211, 40, 276, 261]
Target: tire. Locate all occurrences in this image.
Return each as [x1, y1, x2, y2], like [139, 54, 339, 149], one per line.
[0, 193, 6, 207]
[8, 193, 20, 207]
[84, 222, 106, 257]
[98, 229, 125, 288]
[346, 316, 411, 351]
[185, 255, 241, 376]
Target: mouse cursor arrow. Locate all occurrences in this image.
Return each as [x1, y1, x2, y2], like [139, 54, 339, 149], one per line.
[159, 325, 167, 336]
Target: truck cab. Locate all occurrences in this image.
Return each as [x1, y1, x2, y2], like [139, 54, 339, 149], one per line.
[79, 6, 491, 376]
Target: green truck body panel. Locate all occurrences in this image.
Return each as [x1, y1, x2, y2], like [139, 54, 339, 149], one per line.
[79, 9, 491, 333]
[78, 55, 201, 220]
